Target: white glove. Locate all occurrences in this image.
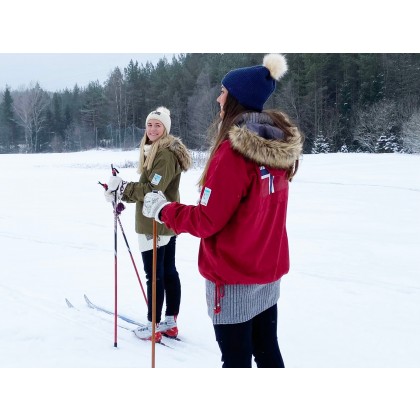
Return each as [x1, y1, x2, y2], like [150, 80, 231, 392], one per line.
[104, 175, 127, 203]
[143, 190, 170, 223]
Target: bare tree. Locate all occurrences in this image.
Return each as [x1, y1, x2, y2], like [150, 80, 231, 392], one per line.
[353, 99, 399, 152]
[402, 109, 420, 153]
[105, 67, 127, 148]
[276, 79, 301, 122]
[187, 66, 219, 150]
[12, 88, 32, 152]
[13, 83, 49, 152]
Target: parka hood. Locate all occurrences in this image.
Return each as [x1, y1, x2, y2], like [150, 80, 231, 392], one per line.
[228, 112, 303, 169]
[167, 135, 192, 172]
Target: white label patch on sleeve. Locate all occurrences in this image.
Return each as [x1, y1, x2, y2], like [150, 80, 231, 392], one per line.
[200, 187, 212, 206]
[151, 173, 162, 186]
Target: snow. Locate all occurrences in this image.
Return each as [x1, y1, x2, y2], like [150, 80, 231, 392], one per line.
[1, 149, 419, 417]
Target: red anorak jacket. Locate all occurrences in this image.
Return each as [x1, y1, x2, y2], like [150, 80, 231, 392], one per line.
[161, 112, 302, 288]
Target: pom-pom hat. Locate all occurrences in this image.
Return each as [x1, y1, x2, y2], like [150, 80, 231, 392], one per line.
[146, 106, 171, 134]
[221, 53, 288, 112]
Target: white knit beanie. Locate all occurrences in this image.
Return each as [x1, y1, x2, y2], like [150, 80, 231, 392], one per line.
[145, 106, 171, 134]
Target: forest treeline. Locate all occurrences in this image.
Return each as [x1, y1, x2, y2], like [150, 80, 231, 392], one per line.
[1, 53, 420, 155]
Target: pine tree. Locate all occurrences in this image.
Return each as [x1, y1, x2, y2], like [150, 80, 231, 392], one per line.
[0, 87, 19, 153]
[312, 132, 330, 154]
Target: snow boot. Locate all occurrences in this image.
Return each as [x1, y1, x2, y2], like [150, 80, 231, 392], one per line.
[159, 315, 178, 338]
[134, 322, 162, 342]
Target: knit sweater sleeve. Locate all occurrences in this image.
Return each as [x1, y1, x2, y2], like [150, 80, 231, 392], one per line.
[161, 141, 250, 238]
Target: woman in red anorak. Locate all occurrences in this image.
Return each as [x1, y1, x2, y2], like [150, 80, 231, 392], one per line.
[143, 54, 304, 368]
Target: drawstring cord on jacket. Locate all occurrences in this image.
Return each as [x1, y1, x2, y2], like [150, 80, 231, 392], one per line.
[214, 284, 225, 314]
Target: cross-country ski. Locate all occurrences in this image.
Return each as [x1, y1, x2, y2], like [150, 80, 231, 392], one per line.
[65, 296, 178, 348]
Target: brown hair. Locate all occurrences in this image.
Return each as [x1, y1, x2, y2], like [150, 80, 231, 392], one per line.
[198, 93, 301, 187]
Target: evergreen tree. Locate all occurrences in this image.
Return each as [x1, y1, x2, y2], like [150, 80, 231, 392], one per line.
[358, 54, 384, 105]
[0, 86, 20, 153]
[124, 59, 143, 146]
[80, 81, 106, 149]
[312, 132, 330, 154]
[4, 53, 420, 155]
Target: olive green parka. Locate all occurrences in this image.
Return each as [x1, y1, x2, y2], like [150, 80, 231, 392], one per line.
[121, 135, 192, 236]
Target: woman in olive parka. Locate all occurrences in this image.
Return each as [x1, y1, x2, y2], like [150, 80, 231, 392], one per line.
[104, 106, 192, 342]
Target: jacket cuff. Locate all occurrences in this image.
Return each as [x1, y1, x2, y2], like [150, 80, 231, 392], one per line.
[155, 202, 171, 224]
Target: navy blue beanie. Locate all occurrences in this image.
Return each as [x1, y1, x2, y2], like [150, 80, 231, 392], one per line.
[221, 54, 288, 112]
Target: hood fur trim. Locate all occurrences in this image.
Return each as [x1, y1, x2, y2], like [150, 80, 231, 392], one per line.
[167, 135, 192, 171]
[228, 124, 302, 169]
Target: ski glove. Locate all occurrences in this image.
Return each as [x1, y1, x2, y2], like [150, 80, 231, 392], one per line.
[143, 190, 170, 223]
[104, 175, 127, 203]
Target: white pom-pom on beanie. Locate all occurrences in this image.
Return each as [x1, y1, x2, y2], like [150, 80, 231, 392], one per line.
[263, 53, 288, 80]
[146, 106, 171, 134]
[221, 53, 288, 112]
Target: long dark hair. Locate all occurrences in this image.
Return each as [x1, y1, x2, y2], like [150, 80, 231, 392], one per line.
[198, 93, 301, 187]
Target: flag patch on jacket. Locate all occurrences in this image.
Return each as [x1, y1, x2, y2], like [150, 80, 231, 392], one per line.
[260, 166, 275, 194]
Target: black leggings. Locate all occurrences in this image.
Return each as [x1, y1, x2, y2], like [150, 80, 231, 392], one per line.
[141, 236, 181, 323]
[213, 304, 285, 368]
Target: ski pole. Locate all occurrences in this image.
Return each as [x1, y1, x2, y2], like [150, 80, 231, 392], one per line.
[112, 165, 118, 348]
[116, 215, 148, 304]
[151, 219, 157, 368]
[98, 181, 148, 304]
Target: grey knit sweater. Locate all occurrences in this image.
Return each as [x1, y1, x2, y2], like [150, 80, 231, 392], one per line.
[205, 279, 281, 325]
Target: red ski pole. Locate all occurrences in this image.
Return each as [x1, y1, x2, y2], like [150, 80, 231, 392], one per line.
[116, 215, 148, 304]
[98, 181, 148, 304]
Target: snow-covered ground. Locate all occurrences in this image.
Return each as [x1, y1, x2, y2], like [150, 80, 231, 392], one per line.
[1, 150, 419, 417]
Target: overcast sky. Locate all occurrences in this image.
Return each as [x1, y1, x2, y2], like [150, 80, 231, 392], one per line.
[0, 2, 415, 94]
[0, 53, 176, 92]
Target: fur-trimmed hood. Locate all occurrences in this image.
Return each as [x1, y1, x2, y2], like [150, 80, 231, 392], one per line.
[166, 135, 192, 172]
[228, 112, 302, 169]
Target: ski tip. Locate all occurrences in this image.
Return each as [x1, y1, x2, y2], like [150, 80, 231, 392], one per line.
[84, 294, 94, 308]
[65, 298, 74, 308]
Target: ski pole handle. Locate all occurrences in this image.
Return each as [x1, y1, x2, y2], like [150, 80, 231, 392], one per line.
[111, 164, 119, 176]
[98, 181, 108, 191]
